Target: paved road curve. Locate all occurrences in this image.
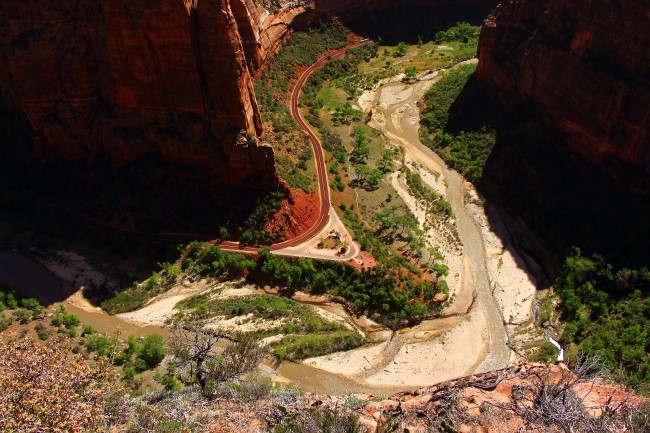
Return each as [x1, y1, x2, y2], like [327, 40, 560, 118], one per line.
[221, 41, 367, 257]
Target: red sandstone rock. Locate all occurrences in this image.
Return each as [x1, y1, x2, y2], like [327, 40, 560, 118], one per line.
[477, 0, 650, 176]
[0, 0, 493, 193]
[0, 0, 271, 187]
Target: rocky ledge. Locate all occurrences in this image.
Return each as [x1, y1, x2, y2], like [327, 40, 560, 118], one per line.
[210, 362, 646, 432]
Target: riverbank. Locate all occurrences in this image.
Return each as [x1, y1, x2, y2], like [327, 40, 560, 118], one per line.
[335, 63, 542, 382]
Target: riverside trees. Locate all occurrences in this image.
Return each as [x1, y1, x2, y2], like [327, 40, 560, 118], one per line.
[555, 248, 650, 386]
[136, 242, 444, 328]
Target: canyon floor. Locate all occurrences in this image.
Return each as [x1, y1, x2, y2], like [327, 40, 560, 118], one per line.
[35, 64, 544, 395]
[289, 64, 540, 390]
[0, 51, 546, 396]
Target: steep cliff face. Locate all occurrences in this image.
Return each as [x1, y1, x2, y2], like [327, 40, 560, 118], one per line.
[0, 0, 273, 188]
[477, 0, 650, 178]
[0, 0, 495, 190]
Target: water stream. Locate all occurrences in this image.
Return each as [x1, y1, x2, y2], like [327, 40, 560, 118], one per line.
[534, 304, 565, 362]
[0, 251, 403, 396]
[546, 335, 564, 362]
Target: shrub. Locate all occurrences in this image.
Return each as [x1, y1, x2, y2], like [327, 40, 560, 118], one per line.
[395, 42, 407, 57]
[136, 334, 166, 370]
[271, 331, 364, 361]
[34, 322, 51, 340]
[13, 308, 31, 324]
[51, 305, 80, 329]
[0, 339, 111, 433]
[20, 297, 42, 312]
[85, 333, 118, 358]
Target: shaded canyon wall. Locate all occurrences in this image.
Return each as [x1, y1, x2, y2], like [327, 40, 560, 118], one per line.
[0, 0, 496, 190]
[477, 0, 650, 183]
[0, 0, 274, 188]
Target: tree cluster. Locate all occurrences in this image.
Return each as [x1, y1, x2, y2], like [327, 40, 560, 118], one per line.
[555, 248, 650, 386]
[173, 242, 443, 328]
[420, 57, 496, 182]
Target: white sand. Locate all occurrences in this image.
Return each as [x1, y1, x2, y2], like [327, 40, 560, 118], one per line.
[302, 308, 489, 388]
[117, 281, 249, 327]
[213, 285, 258, 300]
[118, 295, 190, 326]
[205, 314, 287, 334]
[312, 306, 356, 332]
[364, 309, 488, 387]
[304, 342, 389, 377]
[465, 189, 537, 325]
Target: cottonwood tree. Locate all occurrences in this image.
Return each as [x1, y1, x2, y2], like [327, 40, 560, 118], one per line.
[395, 42, 407, 57]
[351, 127, 370, 163]
[378, 149, 395, 173]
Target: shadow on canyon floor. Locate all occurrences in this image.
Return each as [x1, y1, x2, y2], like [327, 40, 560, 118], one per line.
[0, 104, 274, 306]
[310, 0, 495, 43]
[447, 74, 650, 271]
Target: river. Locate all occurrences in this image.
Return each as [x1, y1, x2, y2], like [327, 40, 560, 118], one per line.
[366, 66, 511, 373]
[0, 251, 406, 396]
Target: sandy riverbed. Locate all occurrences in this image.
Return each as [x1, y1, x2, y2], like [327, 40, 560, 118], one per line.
[299, 63, 541, 388]
[117, 280, 254, 326]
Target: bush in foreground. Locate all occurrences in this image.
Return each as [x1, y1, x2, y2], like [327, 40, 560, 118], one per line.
[0, 338, 113, 433]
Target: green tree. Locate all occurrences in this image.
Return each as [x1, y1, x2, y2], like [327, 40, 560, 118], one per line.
[404, 66, 417, 80]
[395, 42, 407, 57]
[351, 127, 370, 163]
[136, 334, 166, 370]
[365, 168, 383, 190]
[378, 149, 395, 173]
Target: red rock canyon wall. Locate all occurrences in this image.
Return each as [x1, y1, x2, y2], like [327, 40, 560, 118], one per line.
[477, 0, 650, 177]
[0, 0, 273, 187]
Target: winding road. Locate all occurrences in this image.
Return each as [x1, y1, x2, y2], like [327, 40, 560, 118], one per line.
[220, 42, 368, 260]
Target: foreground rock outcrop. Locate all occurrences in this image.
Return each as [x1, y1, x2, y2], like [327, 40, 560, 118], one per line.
[477, 0, 650, 181]
[156, 363, 648, 433]
[5, 330, 646, 433]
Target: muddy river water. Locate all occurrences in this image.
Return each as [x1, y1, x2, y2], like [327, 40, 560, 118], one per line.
[0, 251, 407, 396]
